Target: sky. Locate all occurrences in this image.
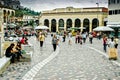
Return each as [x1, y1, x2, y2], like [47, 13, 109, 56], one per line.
[20, 0, 108, 12]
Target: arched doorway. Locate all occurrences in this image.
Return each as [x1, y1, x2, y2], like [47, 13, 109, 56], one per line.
[83, 18, 90, 32]
[44, 19, 49, 27]
[66, 19, 72, 31]
[59, 19, 64, 31]
[75, 19, 81, 27]
[51, 19, 56, 32]
[92, 18, 99, 30]
[3, 10, 7, 23]
[8, 11, 10, 22]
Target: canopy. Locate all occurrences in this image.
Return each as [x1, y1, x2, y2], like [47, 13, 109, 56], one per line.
[35, 26, 49, 30]
[69, 27, 86, 30]
[7, 23, 17, 28]
[22, 26, 33, 29]
[93, 26, 114, 31]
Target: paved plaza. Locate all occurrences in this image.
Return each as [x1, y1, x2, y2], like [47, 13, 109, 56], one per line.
[1, 34, 120, 80]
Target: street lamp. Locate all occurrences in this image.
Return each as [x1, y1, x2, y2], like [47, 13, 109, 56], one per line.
[96, 2, 99, 27]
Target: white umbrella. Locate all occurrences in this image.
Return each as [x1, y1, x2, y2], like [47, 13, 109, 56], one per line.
[35, 26, 49, 30]
[7, 23, 17, 28]
[79, 27, 86, 29]
[93, 26, 114, 31]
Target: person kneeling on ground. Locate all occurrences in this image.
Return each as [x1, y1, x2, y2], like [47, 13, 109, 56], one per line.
[5, 43, 20, 63]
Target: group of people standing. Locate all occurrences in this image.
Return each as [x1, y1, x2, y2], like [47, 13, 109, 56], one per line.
[103, 35, 119, 60]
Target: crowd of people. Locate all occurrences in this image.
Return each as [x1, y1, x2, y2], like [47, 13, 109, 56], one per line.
[5, 30, 119, 63]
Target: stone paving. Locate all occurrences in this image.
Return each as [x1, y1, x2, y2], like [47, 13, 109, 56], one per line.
[33, 36, 120, 80]
[0, 35, 53, 80]
[0, 35, 120, 80]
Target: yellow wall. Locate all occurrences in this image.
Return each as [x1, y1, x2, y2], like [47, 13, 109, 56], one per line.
[39, 7, 108, 32]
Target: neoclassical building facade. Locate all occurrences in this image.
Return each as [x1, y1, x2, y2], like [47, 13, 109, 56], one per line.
[39, 7, 108, 32]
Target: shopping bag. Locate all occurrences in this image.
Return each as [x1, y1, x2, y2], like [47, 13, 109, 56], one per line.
[108, 48, 118, 59]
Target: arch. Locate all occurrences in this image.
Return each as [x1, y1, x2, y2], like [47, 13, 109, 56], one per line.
[8, 11, 10, 16]
[58, 19, 64, 30]
[92, 18, 99, 29]
[3, 10, 7, 23]
[83, 18, 90, 32]
[11, 11, 15, 16]
[66, 19, 72, 30]
[44, 19, 49, 27]
[51, 19, 56, 32]
[75, 18, 81, 27]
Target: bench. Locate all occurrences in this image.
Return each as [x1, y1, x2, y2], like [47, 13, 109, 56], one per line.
[0, 56, 11, 74]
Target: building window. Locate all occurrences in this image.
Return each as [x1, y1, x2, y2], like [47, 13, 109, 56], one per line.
[115, 10, 118, 14]
[117, 0, 120, 3]
[111, 0, 116, 4]
[109, 10, 112, 15]
[118, 10, 120, 14]
[109, 0, 111, 5]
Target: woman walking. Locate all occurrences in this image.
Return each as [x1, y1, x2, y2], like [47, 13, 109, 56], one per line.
[38, 33, 45, 48]
[52, 34, 58, 51]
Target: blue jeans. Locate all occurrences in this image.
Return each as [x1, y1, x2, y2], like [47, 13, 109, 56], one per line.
[103, 44, 107, 52]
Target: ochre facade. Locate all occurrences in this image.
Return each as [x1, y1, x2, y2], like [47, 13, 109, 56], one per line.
[39, 7, 108, 32]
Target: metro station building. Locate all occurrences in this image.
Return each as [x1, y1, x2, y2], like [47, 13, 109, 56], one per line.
[39, 7, 108, 32]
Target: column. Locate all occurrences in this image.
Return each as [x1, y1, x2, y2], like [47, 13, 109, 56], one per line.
[0, 8, 4, 57]
[81, 22, 83, 32]
[64, 21, 66, 31]
[89, 22, 92, 32]
[56, 21, 59, 32]
[72, 22, 74, 28]
[49, 23, 51, 32]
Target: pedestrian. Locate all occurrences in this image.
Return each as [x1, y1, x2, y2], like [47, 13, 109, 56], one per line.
[89, 33, 93, 44]
[38, 33, 45, 47]
[114, 36, 119, 48]
[108, 37, 118, 60]
[82, 32, 87, 43]
[103, 35, 107, 52]
[62, 34, 66, 42]
[68, 32, 72, 45]
[52, 34, 58, 51]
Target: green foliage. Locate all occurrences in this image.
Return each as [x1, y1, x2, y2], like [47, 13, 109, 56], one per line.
[15, 7, 40, 17]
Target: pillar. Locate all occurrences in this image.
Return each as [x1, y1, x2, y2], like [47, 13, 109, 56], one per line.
[49, 23, 51, 32]
[89, 22, 92, 32]
[81, 22, 83, 32]
[56, 21, 59, 32]
[64, 21, 66, 31]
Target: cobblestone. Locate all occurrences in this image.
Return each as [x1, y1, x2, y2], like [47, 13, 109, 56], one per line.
[1, 35, 120, 80]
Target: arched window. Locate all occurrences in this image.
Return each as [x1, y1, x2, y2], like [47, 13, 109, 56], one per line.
[51, 19, 56, 32]
[75, 19, 81, 27]
[44, 19, 49, 27]
[59, 19, 64, 30]
[92, 18, 99, 29]
[66, 19, 72, 30]
[83, 18, 90, 32]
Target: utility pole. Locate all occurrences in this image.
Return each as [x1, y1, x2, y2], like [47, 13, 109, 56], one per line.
[96, 2, 99, 27]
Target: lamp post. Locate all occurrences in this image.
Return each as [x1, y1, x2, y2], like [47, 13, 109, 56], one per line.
[96, 2, 99, 27]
